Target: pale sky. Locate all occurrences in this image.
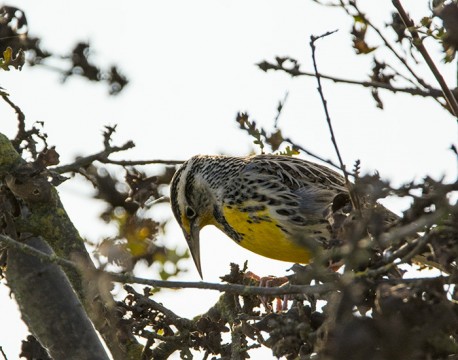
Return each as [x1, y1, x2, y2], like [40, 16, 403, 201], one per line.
[1, 1, 456, 359]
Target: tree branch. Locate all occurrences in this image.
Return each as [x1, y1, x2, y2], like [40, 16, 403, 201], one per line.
[52, 144, 183, 174]
[310, 30, 360, 211]
[0, 233, 337, 296]
[0, 346, 7, 360]
[259, 60, 444, 98]
[104, 159, 184, 166]
[5, 236, 110, 360]
[51, 141, 135, 174]
[378, 208, 447, 248]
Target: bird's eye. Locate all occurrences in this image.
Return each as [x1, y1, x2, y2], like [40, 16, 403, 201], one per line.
[185, 206, 196, 219]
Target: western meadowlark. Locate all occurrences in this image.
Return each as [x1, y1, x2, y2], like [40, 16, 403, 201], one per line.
[169, 154, 365, 278]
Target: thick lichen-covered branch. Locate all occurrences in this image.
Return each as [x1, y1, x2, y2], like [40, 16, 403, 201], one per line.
[0, 132, 140, 360]
[6, 236, 110, 360]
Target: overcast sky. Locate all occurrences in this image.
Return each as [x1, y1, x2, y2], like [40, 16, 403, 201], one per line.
[1, 1, 456, 358]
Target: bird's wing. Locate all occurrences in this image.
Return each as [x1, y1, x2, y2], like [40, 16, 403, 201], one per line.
[245, 154, 348, 193]
[235, 155, 346, 223]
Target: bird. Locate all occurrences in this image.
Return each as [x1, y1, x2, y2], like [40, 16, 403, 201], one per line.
[169, 154, 365, 278]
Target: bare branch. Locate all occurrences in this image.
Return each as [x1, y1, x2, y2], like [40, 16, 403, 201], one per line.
[273, 91, 289, 128]
[1, 94, 46, 156]
[259, 59, 444, 98]
[360, 232, 435, 278]
[52, 146, 183, 175]
[378, 208, 448, 248]
[0, 234, 336, 296]
[124, 285, 193, 331]
[104, 159, 184, 166]
[0, 346, 7, 360]
[310, 30, 360, 210]
[51, 142, 135, 174]
[114, 273, 336, 296]
[0, 234, 76, 269]
[1, 94, 25, 139]
[50, 125, 181, 175]
[5, 236, 110, 360]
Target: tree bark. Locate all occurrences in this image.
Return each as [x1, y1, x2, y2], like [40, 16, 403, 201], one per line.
[6, 236, 110, 360]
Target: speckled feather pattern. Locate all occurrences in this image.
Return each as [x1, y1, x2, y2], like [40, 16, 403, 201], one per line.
[170, 154, 349, 255]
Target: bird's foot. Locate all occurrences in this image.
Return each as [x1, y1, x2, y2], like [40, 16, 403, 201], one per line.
[244, 271, 290, 312]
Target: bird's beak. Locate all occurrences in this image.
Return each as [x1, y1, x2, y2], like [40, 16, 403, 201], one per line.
[185, 220, 203, 279]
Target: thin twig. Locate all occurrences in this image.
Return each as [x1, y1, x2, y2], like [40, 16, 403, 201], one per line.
[378, 208, 447, 247]
[359, 206, 451, 277]
[309, 30, 360, 210]
[262, 61, 443, 98]
[0, 346, 7, 360]
[0, 94, 41, 155]
[125, 285, 193, 330]
[392, 0, 458, 117]
[359, 232, 434, 278]
[104, 159, 184, 166]
[378, 276, 450, 285]
[1, 94, 25, 139]
[53, 149, 183, 174]
[309, 31, 344, 169]
[115, 272, 335, 296]
[52, 142, 135, 173]
[273, 91, 289, 128]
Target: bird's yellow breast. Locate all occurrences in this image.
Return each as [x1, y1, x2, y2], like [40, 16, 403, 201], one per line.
[221, 204, 311, 264]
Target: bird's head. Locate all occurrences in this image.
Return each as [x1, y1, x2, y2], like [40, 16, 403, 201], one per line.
[169, 156, 222, 278]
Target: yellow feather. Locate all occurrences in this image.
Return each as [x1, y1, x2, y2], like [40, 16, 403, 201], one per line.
[221, 205, 311, 263]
